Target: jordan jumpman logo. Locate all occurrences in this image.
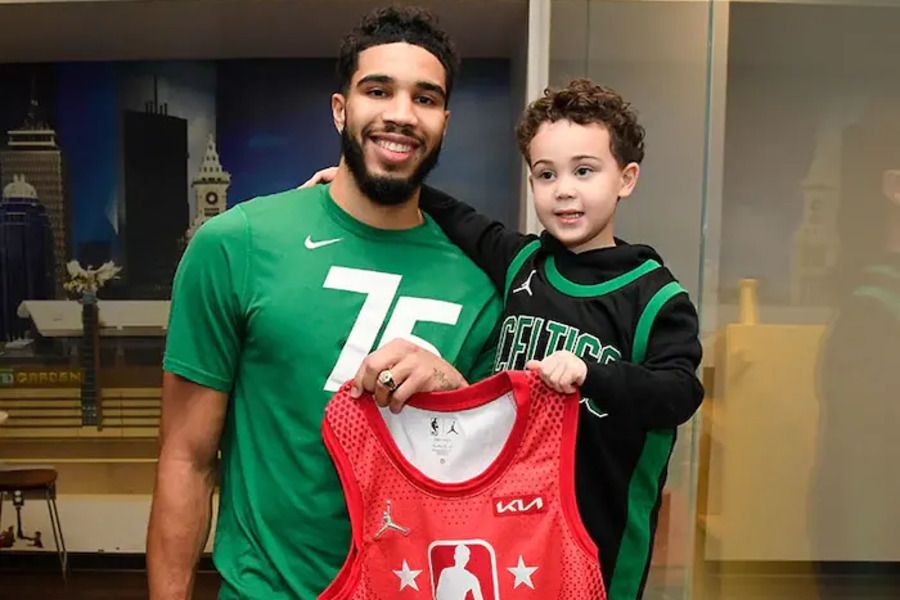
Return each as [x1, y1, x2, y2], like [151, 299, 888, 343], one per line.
[513, 270, 537, 296]
[374, 500, 410, 540]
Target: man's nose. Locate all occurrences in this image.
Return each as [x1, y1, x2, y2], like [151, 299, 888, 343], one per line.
[382, 93, 419, 128]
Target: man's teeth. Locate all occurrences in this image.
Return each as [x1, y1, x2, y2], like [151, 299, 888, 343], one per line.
[377, 140, 414, 153]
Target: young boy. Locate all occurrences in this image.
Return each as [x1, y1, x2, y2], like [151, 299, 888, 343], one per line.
[306, 79, 703, 599]
[419, 79, 703, 599]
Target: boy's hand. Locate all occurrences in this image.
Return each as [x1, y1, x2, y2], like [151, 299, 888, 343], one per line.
[299, 166, 338, 189]
[525, 351, 587, 394]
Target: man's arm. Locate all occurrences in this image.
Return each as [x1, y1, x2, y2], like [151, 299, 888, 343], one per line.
[147, 207, 249, 597]
[420, 186, 533, 291]
[147, 374, 227, 599]
[581, 295, 704, 429]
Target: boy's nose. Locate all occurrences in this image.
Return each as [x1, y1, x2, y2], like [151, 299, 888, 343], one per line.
[554, 185, 576, 200]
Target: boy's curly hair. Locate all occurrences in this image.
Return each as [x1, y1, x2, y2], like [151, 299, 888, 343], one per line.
[516, 79, 645, 168]
[337, 6, 460, 102]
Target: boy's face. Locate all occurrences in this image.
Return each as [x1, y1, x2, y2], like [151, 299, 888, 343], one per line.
[332, 42, 450, 204]
[528, 120, 639, 252]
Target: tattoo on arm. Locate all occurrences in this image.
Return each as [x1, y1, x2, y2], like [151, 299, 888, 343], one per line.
[432, 367, 457, 391]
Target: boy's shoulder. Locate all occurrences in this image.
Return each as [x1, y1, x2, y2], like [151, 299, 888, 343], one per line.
[538, 235, 695, 323]
[621, 242, 691, 309]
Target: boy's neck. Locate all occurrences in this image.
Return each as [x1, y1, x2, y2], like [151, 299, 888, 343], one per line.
[328, 160, 424, 230]
[566, 227, 616, 254]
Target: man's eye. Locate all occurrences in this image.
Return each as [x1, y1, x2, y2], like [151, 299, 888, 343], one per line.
[416, 96, 436, 105]
[368, 89, 387, 98]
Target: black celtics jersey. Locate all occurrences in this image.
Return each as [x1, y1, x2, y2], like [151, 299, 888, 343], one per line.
[420, 186, 704, 600]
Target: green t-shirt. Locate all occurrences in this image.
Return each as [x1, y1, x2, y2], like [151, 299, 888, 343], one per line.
[163, 184, 501, 599]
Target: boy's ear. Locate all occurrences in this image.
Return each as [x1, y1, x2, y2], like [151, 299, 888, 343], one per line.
[618, 162, 640, 199]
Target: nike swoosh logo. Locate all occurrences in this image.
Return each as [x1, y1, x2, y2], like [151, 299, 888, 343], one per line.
[304, 235, 343, 250]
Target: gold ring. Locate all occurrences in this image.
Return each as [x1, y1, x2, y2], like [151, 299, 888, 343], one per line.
[377, 369, 398, 392]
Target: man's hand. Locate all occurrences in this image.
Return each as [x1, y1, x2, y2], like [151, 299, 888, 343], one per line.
[299, 166, 338, 189]
[351, 339, 468, 413]
[525, 351, 587, 394]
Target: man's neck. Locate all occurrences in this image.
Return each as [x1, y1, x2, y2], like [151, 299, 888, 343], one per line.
[328, 161, 423, 230]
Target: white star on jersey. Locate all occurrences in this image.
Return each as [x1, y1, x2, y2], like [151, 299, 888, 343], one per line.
[393, 560, 422, 591]
[507, 555, 538, 589]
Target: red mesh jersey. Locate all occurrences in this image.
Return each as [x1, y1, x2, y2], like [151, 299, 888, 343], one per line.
[320, 370, 606, 600]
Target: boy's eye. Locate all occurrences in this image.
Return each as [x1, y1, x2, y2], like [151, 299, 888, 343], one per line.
[575, 166, 594, 177]
[536, 171, 555, 181]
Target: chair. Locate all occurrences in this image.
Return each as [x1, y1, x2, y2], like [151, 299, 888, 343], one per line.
[0, 465, 67, 576]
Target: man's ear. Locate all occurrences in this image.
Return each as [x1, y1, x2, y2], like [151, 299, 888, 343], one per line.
[332, 93, 347, 133]
[442, 110, 451, 137]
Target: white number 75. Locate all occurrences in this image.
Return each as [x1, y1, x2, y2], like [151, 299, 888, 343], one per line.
[323, 266, 462, 392]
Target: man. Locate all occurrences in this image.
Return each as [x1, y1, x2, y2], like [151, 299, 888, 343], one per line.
[146, 7, 501, 599]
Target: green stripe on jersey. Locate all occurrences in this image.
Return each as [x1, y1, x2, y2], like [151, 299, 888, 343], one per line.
[632, 281, 686, 363]
[504, 240, 541, 302]
[608, 280, 686, 599]
[608, 430, 676, 600]
[545, 257, 661, 299]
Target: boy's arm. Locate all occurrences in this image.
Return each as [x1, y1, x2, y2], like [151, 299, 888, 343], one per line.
[420, 185, 533, 291]
[581, 295, 704, 429]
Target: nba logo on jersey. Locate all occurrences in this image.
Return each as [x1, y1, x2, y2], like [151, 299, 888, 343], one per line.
[428, 540, 499, 600]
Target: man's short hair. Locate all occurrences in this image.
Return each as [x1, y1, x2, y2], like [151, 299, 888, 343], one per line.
[336, 6, 460, 102]
[516, 79, 646, 168]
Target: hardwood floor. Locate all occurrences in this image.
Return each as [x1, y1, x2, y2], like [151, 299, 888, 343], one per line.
[0, 570, 220, 600]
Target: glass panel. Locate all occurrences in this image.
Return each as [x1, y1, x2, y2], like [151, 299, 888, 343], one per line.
[550, 2, 714, 598]
[553, 1, 900, 598]
[700, 2, 900, 599]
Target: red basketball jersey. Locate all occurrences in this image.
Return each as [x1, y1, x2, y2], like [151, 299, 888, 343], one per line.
[320, 370, 605, 600]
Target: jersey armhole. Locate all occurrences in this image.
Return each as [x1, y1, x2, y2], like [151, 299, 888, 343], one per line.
[503, 240, 541, 303]
[558, 392, 600, 560]
[632, 281, 688, 363]
[319, 413, 365, 599]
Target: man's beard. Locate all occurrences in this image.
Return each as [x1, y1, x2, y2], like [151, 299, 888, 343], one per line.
[341, 124, 442, 206]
